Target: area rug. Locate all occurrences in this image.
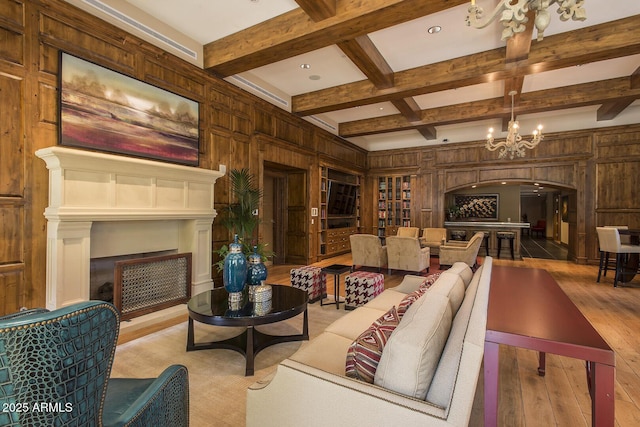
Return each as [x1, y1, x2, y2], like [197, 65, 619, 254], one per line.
[110, 301, 348, 427]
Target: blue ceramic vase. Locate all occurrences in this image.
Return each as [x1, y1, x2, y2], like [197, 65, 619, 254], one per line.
[223, 235, 247, 295]
[247, 246, 268, 300]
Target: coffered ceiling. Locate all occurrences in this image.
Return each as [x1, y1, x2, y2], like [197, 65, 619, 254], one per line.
[66, 0, 640, 151]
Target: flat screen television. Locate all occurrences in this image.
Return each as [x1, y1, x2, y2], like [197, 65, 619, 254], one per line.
[327, 180, 357, 216]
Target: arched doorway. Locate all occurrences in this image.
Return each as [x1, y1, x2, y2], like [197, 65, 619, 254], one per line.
[444, 181, 576, 260]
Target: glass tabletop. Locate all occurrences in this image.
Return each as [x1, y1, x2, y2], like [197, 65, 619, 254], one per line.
[187, 284, 307, 326]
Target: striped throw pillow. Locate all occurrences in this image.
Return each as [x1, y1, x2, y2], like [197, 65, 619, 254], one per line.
[345, 306, 400, 383]
[397, 272, 441, 318]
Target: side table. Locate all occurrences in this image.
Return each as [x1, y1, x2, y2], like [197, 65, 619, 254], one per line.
[320, 264, 351, 309]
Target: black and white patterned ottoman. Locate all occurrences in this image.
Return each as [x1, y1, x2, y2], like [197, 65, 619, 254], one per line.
[344, 271, 385, 310]
[290, 266, 327, 303]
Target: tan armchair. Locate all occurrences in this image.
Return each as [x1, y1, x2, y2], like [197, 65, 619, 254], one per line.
[419, 227, 447, 256]
[396, 226, 419, 238]
[385, 236, 430, 275]
[349, 234, 387, 272]
[439, 232, 484, 269]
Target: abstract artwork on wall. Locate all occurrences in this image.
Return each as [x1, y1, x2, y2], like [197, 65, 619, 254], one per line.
[454, 194, 499, 220]
[59, 52, 199, 166]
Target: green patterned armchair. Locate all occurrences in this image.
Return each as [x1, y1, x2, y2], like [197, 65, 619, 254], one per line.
[0, 301, 189, 427]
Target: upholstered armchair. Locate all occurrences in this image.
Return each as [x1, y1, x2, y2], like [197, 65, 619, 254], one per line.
[396, 226, 419, 238]
[385, 235, 430, 275]
[439, 232, 484, 269]
[0, 301, 189, 427]
[350, 234, 387, 272]
[419, 227, 447, 256]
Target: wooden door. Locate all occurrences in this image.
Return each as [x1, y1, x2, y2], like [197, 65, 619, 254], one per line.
[286, 171, 307, 264]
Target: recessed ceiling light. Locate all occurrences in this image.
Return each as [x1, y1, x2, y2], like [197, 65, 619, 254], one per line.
[309, 75, 321, 80]
[427, 25, 442, 34]
[472, 185, 477, 188]
[300, 64, 310, 69]
[501, 182, 506, 185]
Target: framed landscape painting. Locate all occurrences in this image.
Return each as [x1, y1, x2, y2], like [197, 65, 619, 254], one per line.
[59, 52, 199, 166]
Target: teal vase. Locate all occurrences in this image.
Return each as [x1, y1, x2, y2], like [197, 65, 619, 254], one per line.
[247, 246, 268, 301]
[223, 235, 247, 295]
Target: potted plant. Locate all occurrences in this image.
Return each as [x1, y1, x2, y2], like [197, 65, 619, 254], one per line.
[215, 168, 273, 271]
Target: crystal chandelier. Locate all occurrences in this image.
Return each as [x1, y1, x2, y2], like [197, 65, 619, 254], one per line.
[485, 91, 543, 159]
[466, 0, 586, 41]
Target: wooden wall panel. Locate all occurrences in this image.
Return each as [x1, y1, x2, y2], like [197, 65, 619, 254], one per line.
[0, 0, 24, 27]
[597, 130, 640, 159]
[596, 162, 640, 210]
[0, 26, 23, 65]
[479, 166, 533, 183]
[436, 143, 481, 166]
[143, 59, 206, 100]
[0, 269, 23, 314]
[0, 204, 22, 263]
[534, 135, 593, 159]
[444, 169, 478, 191]
[39, 13, 136, 75]
[254, 107, 273, 135]
[0, 74, 23, 196]
[532, 164, 577, 188]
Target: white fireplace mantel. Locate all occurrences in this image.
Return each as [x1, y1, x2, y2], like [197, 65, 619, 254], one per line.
[36, 146, 225, 310]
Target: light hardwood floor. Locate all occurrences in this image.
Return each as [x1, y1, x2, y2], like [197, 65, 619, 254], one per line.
[121, 255, 640, 426]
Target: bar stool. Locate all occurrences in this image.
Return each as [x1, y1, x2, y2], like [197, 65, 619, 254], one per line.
[474, 230, 490, 256]
[496, 231, 515, 260]
[450, 230, 467, 241]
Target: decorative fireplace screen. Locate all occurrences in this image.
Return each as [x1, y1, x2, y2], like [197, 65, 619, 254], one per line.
[114, 253, 192, 321]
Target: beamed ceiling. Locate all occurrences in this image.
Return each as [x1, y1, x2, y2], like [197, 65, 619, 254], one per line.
[67, 0, 640, 151]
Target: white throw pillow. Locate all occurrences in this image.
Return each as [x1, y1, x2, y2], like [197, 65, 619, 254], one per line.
[374, 292, 452, 399]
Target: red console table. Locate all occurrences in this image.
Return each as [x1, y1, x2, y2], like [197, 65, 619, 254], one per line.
[485, 266, 615, 426]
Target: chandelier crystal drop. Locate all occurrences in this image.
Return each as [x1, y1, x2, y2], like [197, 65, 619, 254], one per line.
[485, 91, 543, 160]
[466, 0, 586, 41]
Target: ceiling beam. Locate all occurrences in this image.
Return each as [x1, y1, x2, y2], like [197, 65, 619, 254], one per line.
[391, 97, 422, 123]
[339, 77, 640, 137]
[293, 16, 640, 115]
[294, 0, 336, 21]
[337, 35, 394, 88]
[203, 0, 468, 76]
[597, 98, 636, 121]
[416, 126, 437, 140]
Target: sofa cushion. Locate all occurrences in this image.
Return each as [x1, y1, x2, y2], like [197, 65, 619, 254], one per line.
[446, 262, 473, 288]
[289, 332, 353, 376]
[374, 292, 452, 399]
[389, 275, 428, 294]
[362, 289, 406, 312]
[345, 306, 400, 383]
[325, 307, 389, 341]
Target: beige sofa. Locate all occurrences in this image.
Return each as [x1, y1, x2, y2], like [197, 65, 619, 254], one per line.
[386, 235, 430, 274]
[350, 234, 387, 272]
[439, 232, 484, 269]
[246, 258, 493, 427]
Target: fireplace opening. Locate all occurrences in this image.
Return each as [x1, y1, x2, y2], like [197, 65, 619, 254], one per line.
[91, 250, 191, 320]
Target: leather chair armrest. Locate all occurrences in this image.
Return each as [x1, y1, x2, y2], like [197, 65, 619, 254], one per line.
[103, 364, 189, 427]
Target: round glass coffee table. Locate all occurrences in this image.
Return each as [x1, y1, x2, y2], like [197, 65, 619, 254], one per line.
[186, 284, 308, 376]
